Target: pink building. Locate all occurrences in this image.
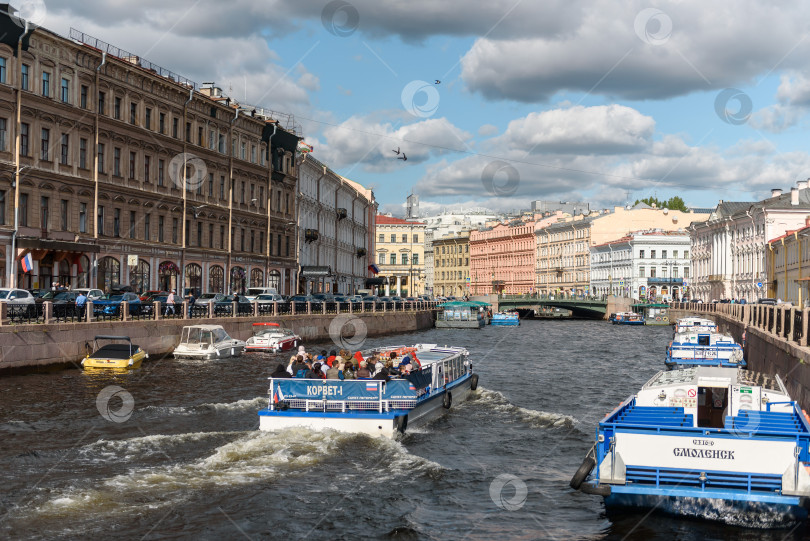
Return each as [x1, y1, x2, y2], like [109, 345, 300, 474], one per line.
[470, 220, 537, 295]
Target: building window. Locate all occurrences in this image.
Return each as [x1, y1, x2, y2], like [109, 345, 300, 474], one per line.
[60, 78, 69, 103]
[158, 215, 164, 242]
[97, 206, 104, 235]
[250, 230, 255, 252]
[113, 148, 121, 176]
[0, 118, 6, 150]
[80, 85, 88, 109]
[673, 267, 679, 278]
[220, 176, 225, 200]
[113, 208, 120, 237]
[413, 234, 419, 243]
[145, 108, 152, 130]
[277, 234, 281, 255]
[684, 250, 689, 259]
[251, 145, 256, 163]
[172, 118, 178, 138]
[158, 159, 165, 186]
[185, 122, 191, 142]
[240, 227, 245, 251]
[41, 71, 50, 97]
[159, 112, 165, 134]
[651, 250, 656, 259]
[250, 183, 255, 204]
[259, 186, 264, 208]
[197, 221, 202, 247]
[98, 91, 105, 114]
[40, 196, 48, 231]
[60, 134, 69, 165]
[683, 267, 689, 279]
[79, 202, 86, 233]
[390, 253, 396, 265]
[19, 193, 28, 226]
[21, 64, 29, 90]
[413, 253, 419, 265]
[220, 225, 225, 249]
[285, 194, 290, 214]
[259, 231, 264, 253]
[144, 214, 150, 240]
[650, 267, 656, 278]
[673, 250, 678, 259]
[390, 234, 396, 243]
[208, 173, 214, 196]
[40, 128, 49, 161]
[219, 134, 225, 153]
[129, 210, 135, 239]
[198, 126, 203, 146]
[209, 130, 215, 150]
[0, 57, 5, 83]
[240, 182, 245, 204]
[79, 137, 87, 168]
[144, 155, 151, 182]
[172, 217, 178, 244]
[286, 235, 290, 256]
[20, 122, 29, 156]
[378, 253, 385, 265]
[130, 102, 137, 125]
[241, 142, 246, 160]
[114, 96, 121, 119]
[662, 250, 667, 259]
[60, 200, 68, 230]
[129, 151, 136, 178]
[97, 143, 105, 173]
[209, 223, 214, 248]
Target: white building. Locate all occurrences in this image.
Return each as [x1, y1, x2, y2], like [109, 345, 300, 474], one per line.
[591, 231, 692, 301]
[688, 182, 810, 302]
[297, 155, 377, 295]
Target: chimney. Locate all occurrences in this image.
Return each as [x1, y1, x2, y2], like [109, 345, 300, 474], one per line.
[792, 187, 800, 205]
[799, 179, 809, 190]
[772, 188, 783, 198]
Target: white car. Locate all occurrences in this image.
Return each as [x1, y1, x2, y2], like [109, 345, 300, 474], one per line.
[0, 288, 35, 305]
[245, 287, 279, 301]
[73, 288, 104, 300]
[255, 294, 284, 303]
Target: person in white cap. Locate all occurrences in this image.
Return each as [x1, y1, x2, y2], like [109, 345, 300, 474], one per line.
[165, 290, 176, 316]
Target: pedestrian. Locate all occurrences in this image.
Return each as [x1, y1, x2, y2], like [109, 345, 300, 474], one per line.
[75, 291, 87, 320]
[188, 291, 197, 318]
[165, 290, 176, 316]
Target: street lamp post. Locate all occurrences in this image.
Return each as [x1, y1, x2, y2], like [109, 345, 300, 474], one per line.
[10, 165, 31, 288]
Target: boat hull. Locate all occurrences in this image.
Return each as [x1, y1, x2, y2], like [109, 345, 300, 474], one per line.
[258, 373, 472, 439]
[435, 319, 484, 329]
[82, 352, 146, 369]
[173, 345, 245, 360]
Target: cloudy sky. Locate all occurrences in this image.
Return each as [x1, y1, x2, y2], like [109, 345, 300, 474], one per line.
[36, 0, 810, 215]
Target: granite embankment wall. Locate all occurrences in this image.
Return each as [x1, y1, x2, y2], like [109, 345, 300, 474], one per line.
[670, 303, 810, 409]
[0, 311, 436, 373]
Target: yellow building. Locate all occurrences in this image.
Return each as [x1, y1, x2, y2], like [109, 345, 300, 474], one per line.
[433, 231, 470, 297]
[768, 220, 810, 307]
[374, 215, 425, 296]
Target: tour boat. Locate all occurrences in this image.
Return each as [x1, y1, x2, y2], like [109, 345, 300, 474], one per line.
[612, 312, 645, 325]
[674, 316, 718, 334]
[435, 301, 487, 329]
[173, 324, 246, 360]
[571, 367, 810, 522]
[257, 344, 477, 439]
[634, 303, 670, 326]
[666, 331, 746, 369]
[244, 322, 301, 352]
[81, 335, 148, 370]
[491, 311, 520, 326]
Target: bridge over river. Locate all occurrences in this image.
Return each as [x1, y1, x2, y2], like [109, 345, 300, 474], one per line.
[491, 295, 633, 319]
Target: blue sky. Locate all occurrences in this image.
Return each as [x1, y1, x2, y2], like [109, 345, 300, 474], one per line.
[43, 0, 810, 215]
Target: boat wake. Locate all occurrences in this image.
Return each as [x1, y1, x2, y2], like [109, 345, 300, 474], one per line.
[140, 396, 266, 417]
[77, 431, 233, 463]
[468, 388, 576, 429]
[645, 496, 803, 528]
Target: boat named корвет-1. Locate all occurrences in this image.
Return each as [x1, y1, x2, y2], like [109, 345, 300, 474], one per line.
[257, 344, 477, 439]
[571, 366, 810, 523]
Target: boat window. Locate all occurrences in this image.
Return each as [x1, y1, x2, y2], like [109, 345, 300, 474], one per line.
[698, 335, 710, 346]
[697, 386, 728, 428]
[200, 331, 213, 344]
[213, 328, 229, 342]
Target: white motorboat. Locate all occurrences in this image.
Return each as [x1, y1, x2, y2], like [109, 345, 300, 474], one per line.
[173, 324, 246, 360]
[244, 322, 301, 352]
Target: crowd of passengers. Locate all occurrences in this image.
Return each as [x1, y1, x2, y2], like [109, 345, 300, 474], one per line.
[269, 347, 421, 381]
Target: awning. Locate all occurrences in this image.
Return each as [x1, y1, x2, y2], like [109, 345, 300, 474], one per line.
[300, 266, 332, 277]
[365, 277, 387, 286]
[17, 238, 101, 253]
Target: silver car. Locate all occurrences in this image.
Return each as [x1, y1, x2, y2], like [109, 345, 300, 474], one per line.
[0, 288, 35, 305]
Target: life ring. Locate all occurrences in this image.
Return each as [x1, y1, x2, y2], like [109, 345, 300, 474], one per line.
[655, 316, 662, 322]
[396, 414, 408, 433]
[470, 374, 479, 391]
[662, 316, 669, 322]
[570, 455, 596, 489]
[443, 392, 452, 409]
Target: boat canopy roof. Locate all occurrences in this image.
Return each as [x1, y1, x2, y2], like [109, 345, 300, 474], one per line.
[181, 324, 225, 331]
[633, 303, 669, 308]
[94, 335, 132, 342]
[643, 366, 786, 393]
[438, 301, 490, 308]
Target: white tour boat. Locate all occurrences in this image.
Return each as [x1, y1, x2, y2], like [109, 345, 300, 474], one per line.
[674, 316, 718, 334]
[572, 366, 810, 522]
[173, 324, 246, 360]
[257, 344, 477, 439]
[666, 330, 746, 369]
[244, 322, 301, 352]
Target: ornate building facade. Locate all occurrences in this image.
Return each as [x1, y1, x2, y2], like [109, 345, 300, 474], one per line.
[374, 215, 425, 296]
[432, 231, 470, 297]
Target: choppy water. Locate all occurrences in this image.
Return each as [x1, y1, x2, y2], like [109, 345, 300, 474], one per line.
[1, 320, 809, 539]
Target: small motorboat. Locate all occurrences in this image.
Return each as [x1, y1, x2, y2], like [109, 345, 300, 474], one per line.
[572, 366, 810, 523]
[491, 311, 520, 326]
[612, 312, 644, 325]
[258, 344, 477, 439]
[244, 322, 301, 353]
[82, 335, 148, 369]
[173, 324, 246, 360]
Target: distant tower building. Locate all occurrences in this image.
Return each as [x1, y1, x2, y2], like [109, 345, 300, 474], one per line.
[406, 193, 420, 219]
[531, 200, 590, 216]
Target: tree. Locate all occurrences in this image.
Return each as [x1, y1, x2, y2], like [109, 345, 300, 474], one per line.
[633, 196, 689, 212]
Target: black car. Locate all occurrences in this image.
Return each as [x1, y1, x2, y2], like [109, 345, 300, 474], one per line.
[213, 294, 253, 315]
[758, 298, 777, 305]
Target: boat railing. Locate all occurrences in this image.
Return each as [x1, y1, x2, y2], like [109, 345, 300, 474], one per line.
[267, 378, 424, 413]
[282, 398, 418, 412]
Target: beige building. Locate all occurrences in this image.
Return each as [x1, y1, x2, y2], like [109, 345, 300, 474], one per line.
[374, 215, 425, 296]
[768, 218, 810, 307]
[433, 231, 470, 297]
[537, 205, 709, 296]
[0, 17, 300, 294]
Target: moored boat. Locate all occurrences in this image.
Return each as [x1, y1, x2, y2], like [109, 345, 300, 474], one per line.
[634, 303, 670, 326]
[244, 322, 301, 352]
[491, 311, 520, 326]
[674, 316, 718, 334]
[666, 330, 746, 369]
[571, 367, 810, 523]
[82, 335, 148, 369]
[257, 344, 477, 438]
[435, 301, 486, 329]
[173, 324, 246, 360]
[613, 312, 645, 325]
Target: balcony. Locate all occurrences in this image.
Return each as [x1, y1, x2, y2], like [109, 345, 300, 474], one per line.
[646, 277, 684, 285]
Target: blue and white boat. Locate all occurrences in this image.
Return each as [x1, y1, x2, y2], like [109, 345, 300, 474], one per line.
[613, 312, 645, 325]
[674, 316, 718, 334]
[258, 344, 477, 439]
[491, 311, 520, 326]
[666, 331, 746, 369]
[571, 367, 810, 523]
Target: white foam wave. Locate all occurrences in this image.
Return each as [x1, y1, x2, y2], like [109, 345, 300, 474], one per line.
[141, 396, 266, 417]
[78, 431, 231, 462]
[470, 388, 576, 428]
[663, 497, 802, 528]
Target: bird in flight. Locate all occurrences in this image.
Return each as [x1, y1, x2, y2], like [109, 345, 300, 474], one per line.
[398, 153, 408, 161]
[434, 80, 441, 84]
[392, 147, 400, 155]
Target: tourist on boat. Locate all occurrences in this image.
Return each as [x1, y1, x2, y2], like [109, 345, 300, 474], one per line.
[356, 361, 372, 378]
[291, 356, 308, 378]
[387, 359, 401, 377]
[310, 363, 325, 379]
[271, 363, 292, 379]
[353, 351, 365, 365]
[326, 362, 343, 380]
[373, 363, 390, 381]
[327, 350, 337, 366]
[342, 362, 356, 379]
[297, 345, 307, 357]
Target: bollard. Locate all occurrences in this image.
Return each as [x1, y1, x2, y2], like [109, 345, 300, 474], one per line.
[43, 301, 53, 324]
[183, 300, 190, 319]
[155, 301, 162, 320]
[253, 301, 259, 318]
[0, 302, 7, 325]
[86, 301, 93, 322]
[273, 301, 278, 317]
[122, 301, 130, 321]
[803, 308, 810, 347]
[208, 301, 215, 318]
[231, 301, 238, 318]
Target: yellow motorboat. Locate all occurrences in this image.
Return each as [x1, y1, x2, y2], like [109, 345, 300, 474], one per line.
[82, 335, 148, 370]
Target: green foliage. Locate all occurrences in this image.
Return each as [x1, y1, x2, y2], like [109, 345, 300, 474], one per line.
[633, 196, 689, 212]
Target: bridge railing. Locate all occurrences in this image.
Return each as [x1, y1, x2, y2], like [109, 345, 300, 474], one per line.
[669, 302, 810, 348]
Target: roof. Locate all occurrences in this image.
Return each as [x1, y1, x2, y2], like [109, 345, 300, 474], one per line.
[376, 215, 425, 225]
[182, 325, 226, 330]
[767, 225, 810, 244]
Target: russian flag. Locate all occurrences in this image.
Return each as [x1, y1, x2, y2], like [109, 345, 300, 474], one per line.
[366, 382, 378, 391]
[20, 253, 33, 273]
[273, 387, 284, 403]
[368, 263, 379, 275]
[409, 384, 416, 391]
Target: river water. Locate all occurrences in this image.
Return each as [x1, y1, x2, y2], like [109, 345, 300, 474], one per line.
[1, 319, 809, 540]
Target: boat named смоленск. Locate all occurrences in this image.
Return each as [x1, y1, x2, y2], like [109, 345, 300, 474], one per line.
[571, 366, 810, 522]
[666, 329, 746, 369]
[257, 344, 478, 439]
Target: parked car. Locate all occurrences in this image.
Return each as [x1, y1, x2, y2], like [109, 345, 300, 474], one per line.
[347, 295, 364, 303]
[28, 288, 49, 298]
[255, 294, 284, 304]
[246, 287, 279, 301]
[213, 294, 253, 315]
[73, 288, 104, 300]
[93, 292, 142, 316]
[139, 290, 169, 302]
[194, 293, 228, 307]
[758, 298, 777, 305]
[0, 288, 36, 314]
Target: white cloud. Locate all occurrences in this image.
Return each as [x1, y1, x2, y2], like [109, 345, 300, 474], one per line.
[478, 124, 498, 136]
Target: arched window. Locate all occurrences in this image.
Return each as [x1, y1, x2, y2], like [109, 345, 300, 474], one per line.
[250, 268, 263, 288]
[58, 259, 71, 286]
[129, 260, 150, 294]
[158, 260, 179, 293]
[267, 270, 280, 290]
[185, 263, 202, 295]
[97, 256, 120, 293]
[77, 255, 90, 288]
[209, 265, 224, 293]
[230, 266, 246, 294]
